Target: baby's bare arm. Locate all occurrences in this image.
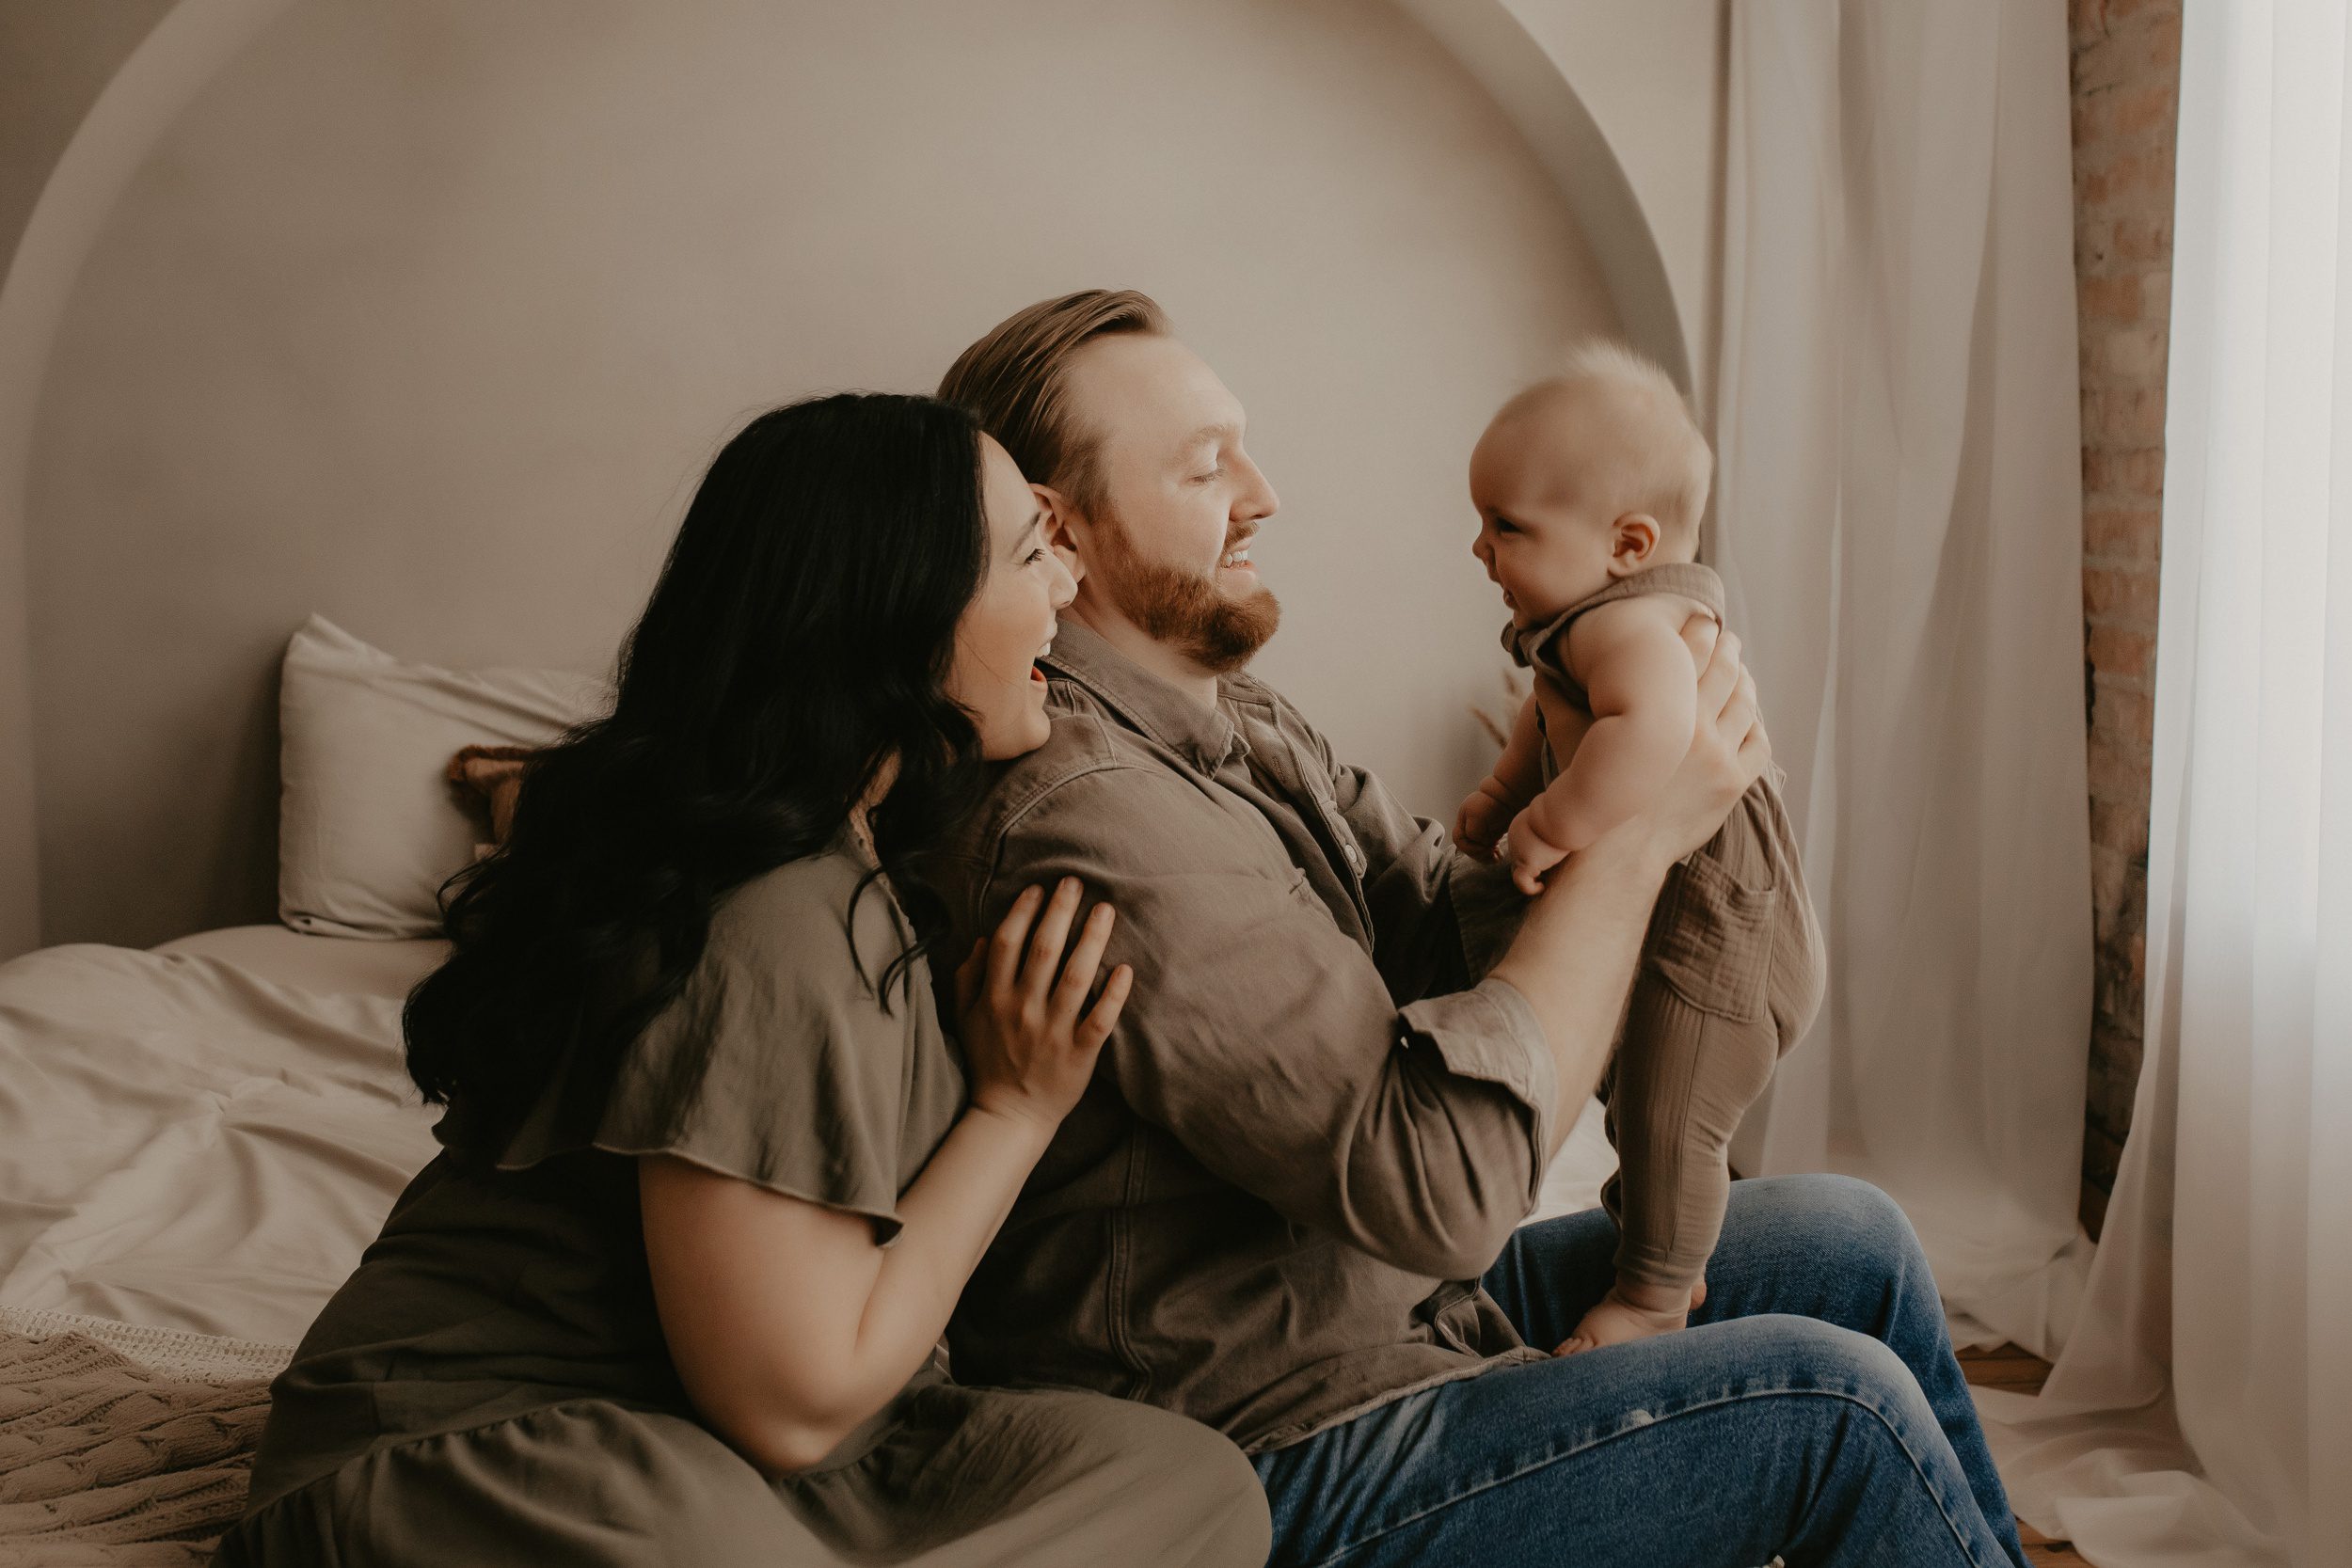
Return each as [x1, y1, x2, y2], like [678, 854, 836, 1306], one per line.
[1485, 694, 1548, 808]
[1518, 600, 1702, 855]
[1456, 695, 1548, 858]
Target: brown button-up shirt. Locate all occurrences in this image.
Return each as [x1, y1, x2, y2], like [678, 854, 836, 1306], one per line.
[936, 620, 1558, 1454]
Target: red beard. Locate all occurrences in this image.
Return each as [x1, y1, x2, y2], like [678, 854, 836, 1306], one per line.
[1090, 512, 1280, 675]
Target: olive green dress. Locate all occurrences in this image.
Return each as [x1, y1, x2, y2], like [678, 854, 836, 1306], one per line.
[212, 839, 1270, 1567]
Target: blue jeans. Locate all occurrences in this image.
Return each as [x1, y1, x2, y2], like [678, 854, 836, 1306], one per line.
[1251, 1175, 2029, 1568]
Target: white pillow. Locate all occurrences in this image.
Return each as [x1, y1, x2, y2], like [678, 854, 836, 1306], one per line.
[278, 615, 608, 939]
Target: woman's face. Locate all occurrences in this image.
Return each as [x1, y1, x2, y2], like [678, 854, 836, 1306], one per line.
[948, 436, 1079, 760]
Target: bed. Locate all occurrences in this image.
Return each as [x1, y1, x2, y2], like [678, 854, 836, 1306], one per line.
[0, 621, 1617, 1564]
[0, 924, 447, 1565]
[0, 927, 448, 1346]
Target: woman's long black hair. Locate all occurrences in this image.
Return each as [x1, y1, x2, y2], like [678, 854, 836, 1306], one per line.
[405, 392, 991, 1155]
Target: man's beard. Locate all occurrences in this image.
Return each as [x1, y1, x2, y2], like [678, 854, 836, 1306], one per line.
[1090, 509, 1280, 675]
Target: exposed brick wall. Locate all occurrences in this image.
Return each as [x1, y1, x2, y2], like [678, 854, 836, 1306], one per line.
[2069, 0, 2179, 1239]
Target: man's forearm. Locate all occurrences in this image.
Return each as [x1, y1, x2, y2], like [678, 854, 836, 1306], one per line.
[1486, 832, 1669, 1148]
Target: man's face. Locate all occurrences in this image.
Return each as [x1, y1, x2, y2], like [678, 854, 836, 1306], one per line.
[1057, 333, 1281, 673]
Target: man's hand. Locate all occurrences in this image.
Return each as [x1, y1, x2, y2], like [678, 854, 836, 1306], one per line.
[1629, 629, 1767, 869]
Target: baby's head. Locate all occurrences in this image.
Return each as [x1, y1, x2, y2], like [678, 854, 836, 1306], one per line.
[1469, 341, 1712, 628]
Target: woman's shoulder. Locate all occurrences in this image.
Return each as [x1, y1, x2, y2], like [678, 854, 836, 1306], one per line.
[703, 834, 908, 981]
[588, 833, 946, 1200]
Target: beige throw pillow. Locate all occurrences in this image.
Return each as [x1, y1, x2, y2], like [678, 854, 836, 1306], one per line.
[277, 616, 607, 939]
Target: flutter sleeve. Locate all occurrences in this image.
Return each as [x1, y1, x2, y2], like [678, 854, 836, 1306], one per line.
[486, 847, 952, 1239]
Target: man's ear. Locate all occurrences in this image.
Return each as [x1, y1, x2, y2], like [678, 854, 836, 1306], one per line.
[1033, 483, 1087, 584]
[1609, 513, 1661, 574]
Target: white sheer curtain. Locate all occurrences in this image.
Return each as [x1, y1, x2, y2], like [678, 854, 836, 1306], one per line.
[1974, 5, 2352, 1564]
[1709, 0, 2096, 1356]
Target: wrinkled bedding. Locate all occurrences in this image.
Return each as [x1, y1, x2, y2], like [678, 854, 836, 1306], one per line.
[0, 942, 442, 1344]
[0, 939, 442, 1564]
[150, 925, 446, 1006]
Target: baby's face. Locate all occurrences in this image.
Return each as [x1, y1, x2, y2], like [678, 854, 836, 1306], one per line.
[1467, 418, 1623, 628]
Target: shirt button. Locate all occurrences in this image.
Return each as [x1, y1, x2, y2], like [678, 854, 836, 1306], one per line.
[1343, 841, 1364, 873]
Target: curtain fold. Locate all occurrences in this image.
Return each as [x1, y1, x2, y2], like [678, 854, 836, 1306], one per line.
[1974, 5, 2352, 1563]
[1711, 0, 2095, 1358]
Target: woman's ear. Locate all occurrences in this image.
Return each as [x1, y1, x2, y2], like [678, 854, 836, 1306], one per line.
[1609, 513, 1661, 573]
[1033, 483, 1086, 584]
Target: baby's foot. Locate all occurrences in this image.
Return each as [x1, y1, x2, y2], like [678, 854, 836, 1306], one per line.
[1554, 1280, 1707, 1355]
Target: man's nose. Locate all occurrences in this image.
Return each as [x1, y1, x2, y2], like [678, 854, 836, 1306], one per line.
[1233, 453, 1278, 524]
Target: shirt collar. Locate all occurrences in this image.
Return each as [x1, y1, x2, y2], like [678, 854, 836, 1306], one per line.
[1041, 617, 1250, 772]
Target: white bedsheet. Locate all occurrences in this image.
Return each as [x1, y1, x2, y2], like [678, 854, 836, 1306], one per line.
[153, 923, 449, 1001]
[0, 942, 441, 1343]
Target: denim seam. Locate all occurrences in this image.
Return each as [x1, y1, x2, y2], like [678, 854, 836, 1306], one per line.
[1286, 1385, 1993, 1568]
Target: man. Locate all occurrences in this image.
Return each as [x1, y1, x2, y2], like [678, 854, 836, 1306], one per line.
[932, 291, 2029, 1568]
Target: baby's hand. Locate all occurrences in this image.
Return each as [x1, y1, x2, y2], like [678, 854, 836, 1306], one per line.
[1454, 788, 1516, 862]
[1504, 804, 1570, 895]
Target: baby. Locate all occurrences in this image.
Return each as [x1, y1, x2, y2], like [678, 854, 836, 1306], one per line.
[1456, 342, 1828, 1352]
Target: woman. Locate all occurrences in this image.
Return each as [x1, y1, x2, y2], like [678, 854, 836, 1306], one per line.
[215, 394, 1272, 1565]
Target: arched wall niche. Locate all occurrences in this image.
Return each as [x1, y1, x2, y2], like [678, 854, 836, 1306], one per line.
[0, 0, 1702, 951]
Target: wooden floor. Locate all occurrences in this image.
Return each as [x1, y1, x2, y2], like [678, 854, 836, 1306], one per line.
[1956, 1344, 2087, 1566]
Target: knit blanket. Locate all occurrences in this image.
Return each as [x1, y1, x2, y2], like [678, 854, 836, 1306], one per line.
[0, 1307, 292, 1567]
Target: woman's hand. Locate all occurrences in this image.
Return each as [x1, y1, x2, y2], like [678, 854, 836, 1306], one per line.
[955, 878, 1132, 1132]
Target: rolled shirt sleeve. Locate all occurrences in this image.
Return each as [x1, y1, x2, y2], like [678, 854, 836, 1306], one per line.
[963, 764, 1556, 1284]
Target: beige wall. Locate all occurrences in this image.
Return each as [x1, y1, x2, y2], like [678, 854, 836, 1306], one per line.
[1502, 0, 1726, 414]
[0, 0, 175, 958]
[0, 3, 173, 299]
[19, 0, 1677, 948]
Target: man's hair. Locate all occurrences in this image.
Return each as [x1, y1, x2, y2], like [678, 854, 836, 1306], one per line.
[937, 290, 1170, 518]
[1502, 340, 1713, 549]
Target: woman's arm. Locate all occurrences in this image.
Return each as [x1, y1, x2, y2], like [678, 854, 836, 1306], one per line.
[640, 1108, 1047, 1473]
[641, 879, 1128, 1475]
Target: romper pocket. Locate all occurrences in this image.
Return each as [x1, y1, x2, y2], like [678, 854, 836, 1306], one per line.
[1645, 846, 1777, 1022]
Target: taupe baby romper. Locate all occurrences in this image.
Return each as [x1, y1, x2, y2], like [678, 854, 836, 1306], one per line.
[1504, 562, 1829, 1296]
[214, 835, 1269, 1568]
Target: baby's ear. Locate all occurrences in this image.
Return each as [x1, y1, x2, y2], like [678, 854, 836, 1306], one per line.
[1611, 513, 1661, 569]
